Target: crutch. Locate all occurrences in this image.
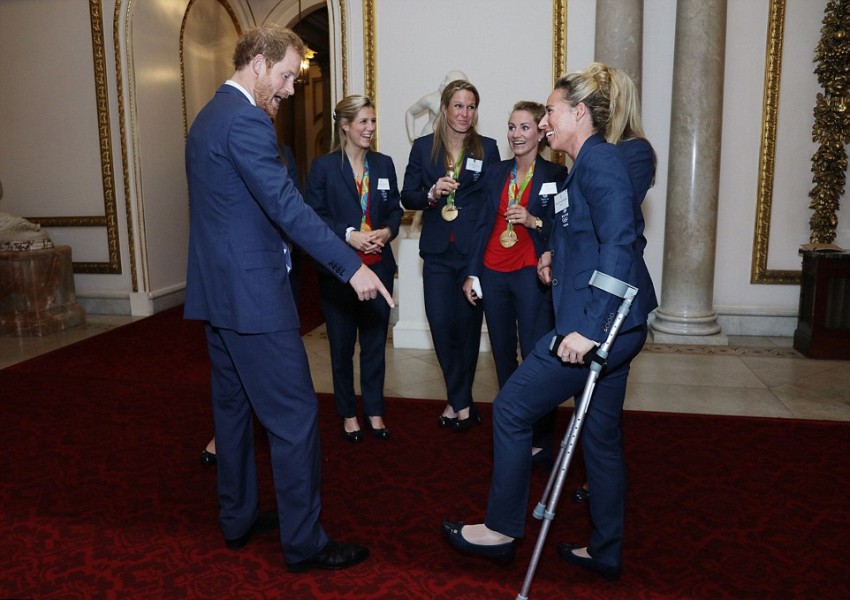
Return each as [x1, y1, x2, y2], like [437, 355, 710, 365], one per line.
[516, 270, 638, 600]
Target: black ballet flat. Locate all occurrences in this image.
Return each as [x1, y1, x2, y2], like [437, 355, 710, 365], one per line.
[452, 407, 482, 431]
[531, 450, 554, 471]
[442, 521, 515, 563]
[438, 415, 457, 428]
[556, 543, 621, 580]
[342, 423, 363, 443]
[572, 486, 589, 503]
[200, 450, 217, 465]
[365, 418, 390, 440]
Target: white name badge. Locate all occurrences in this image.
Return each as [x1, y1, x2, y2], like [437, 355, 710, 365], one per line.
[377, 178, 390, 190]
[466, 158, 483, 173]
[540, 182, 558, 196]
[555, 189, 569, 213]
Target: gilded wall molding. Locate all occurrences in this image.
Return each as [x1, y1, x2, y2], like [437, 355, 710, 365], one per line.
[339, 0, 348, 97]
[553, 0, 567, 84]
[30, 0, 121, 274]
[363, 0, 376, 109]
[751, 0, 799, 285]
[114, 0, 137, 289]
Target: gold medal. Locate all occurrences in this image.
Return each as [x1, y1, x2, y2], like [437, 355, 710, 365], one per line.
[441, 204, 458, 221]
[499, 228, 517, 248]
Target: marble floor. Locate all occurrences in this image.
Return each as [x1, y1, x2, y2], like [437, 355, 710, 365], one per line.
[4, 315, 848, 422]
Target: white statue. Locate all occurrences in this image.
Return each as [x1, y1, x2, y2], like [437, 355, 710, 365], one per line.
[0, 177, 53, 250]
[404, 69, 468, 143]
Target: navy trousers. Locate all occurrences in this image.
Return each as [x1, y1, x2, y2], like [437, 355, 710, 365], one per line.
[480, 265, 557, 451]
[422, 245, 484, 412]
[318, 257, 394, 419]
[484, 323, 648, 569]
[205, 324, 328, 563]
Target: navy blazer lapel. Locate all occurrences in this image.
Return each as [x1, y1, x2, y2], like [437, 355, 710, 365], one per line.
[339, 153, 360, 200]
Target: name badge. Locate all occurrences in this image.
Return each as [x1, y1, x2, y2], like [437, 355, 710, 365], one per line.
[466, 158, 483, 173]
[555, 189, 569, 213]
[377, 178, 390, 191]
[540, 182, 558, 196]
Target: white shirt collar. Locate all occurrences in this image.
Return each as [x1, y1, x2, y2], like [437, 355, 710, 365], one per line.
[224, 80, 255, 106]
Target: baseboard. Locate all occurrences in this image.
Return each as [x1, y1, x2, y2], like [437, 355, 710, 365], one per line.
[78, 286, 185, 317]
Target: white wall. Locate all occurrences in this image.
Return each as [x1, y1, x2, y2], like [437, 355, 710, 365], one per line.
[0, 0, 845, 333]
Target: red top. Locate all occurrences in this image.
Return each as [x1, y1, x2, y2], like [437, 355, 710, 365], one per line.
[483, 176, 538, 272]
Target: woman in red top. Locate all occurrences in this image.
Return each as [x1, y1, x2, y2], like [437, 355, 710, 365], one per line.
[464, 101, 567, 462]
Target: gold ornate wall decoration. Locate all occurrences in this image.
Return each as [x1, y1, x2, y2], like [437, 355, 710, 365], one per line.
[751, 0, 799, 284]
[339, 0, 349, 98]
[363, 0, 376, 132]
[32, 0, 121, 274]
[114, 0, 137, 290]
[809, 0, 850, 244]
[179, 0, 243, 140]
[552, 0, 567, 84]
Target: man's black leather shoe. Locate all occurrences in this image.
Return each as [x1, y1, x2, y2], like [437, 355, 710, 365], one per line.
[224, 511, 279, 550]
[286, 540, 369, 572]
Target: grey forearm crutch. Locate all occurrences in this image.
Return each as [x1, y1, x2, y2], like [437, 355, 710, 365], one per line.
[517, 271, 638, 600]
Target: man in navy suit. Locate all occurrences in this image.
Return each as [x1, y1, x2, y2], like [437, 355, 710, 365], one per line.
[184, 25, 392, 572]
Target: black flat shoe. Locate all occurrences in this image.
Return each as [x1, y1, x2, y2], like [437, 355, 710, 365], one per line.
[286, 540, 369, 572]
[225, 511, 279, 550]
[442, 521, 515, 563]
[556, 543, 621, 580]
[572, 486, 589, 503]
[365, 418, 390, 440]
[531, 448, 554, 471]
[200, 449, 217, 465]
[452, 407, 482, 431]
[343, 429, 363, 443]
[342, 419, 363, 443]
[438, 414, 457, 428]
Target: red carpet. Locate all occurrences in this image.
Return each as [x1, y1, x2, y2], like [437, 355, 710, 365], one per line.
[1, 307, 849, 599]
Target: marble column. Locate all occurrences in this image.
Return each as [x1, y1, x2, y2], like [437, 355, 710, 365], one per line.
[594, 0, 643, 92]
[651, 0, 728, 344]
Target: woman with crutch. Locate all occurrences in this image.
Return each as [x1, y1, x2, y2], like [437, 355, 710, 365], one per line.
[442, 64, 657, 581]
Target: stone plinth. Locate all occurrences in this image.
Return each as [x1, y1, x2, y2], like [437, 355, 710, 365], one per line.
[0, 245, 85, 336]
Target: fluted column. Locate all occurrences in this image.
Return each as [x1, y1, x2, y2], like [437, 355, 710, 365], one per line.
[651, 0, 728, 343]
[594, 0, 643, 92]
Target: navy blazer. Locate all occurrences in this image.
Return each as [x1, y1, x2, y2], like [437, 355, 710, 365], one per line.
[401, 133, 501, 256]
[549, 134, 656, 342]
[467, 156, 567, 278]
[305, 150, 403, 273]
[184, 84, 362, 334]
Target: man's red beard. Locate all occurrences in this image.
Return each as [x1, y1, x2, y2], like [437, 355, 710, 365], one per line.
[254, 76, 280, 120]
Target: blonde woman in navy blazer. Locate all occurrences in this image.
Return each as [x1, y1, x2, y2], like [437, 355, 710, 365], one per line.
[443, 65, 657, 581]
[464, 101, 567, 464]
[401, 80, 500, 430]
[306, 95, 403, 442]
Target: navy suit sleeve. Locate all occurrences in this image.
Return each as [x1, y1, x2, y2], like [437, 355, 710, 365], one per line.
[401, 137, 432, 210]
[379, 155, 404, 238]
[228, 110, 361, 282]
[573, 146, 636, 341]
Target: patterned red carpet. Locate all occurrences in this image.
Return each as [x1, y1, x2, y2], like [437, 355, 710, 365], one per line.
[1, 307, 848, 599]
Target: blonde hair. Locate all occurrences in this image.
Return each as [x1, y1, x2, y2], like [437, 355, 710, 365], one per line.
[330, 94, 375, 154]
[552, 66, 612, 135]
[587, 63, 647, 143]
[430, 80, 485, 164]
